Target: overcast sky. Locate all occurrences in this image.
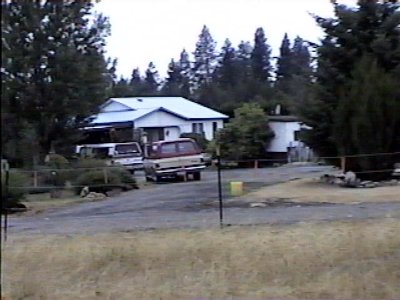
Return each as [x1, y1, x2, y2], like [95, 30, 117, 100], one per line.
[95, 0, 357, 79]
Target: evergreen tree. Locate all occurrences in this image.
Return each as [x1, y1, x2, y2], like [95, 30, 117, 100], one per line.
[178, 49, 192, 98]
[300, 0, 400, 176]
[192, 25, 217, 90]
[143, 62, 160, 95]
[112, 77, 133, 97]
[251, 27, 272, 83]
[162, 59, 183, 96]
[275, 34, 313, 114]
[276, 33, 293, 92]
[1, 0, 112, 165]
[334, 56, 400, 178]
[215, 39, 237, 87]
[291, 36, 312, 78]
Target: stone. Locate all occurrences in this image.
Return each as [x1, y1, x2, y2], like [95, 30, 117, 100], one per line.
[344, 171, 358, 187]
[80, 186, 90, 198]
[250, 202, 267, 208]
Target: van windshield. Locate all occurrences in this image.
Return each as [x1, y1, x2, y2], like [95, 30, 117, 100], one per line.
[115, 143, 142, 157]
[80, 147, 110, 159]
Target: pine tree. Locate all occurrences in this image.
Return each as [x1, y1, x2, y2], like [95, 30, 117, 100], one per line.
[334, 56, 400, 178]
[178, 49, 192, 98]
[276, 33, 293, 92]
[291, 36, 312, 78]
[143, 62, 160, 95]
[251, 27, 272, 83]
[215, 39, 237, 87]
[300, 0, 400, 175]
[192, 25, 217, 90]
[1, 0, 112, 164]
[162, 59, 183, 96]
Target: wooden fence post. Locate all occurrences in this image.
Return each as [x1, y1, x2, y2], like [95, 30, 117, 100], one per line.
[103, 168, 108, 184]
[254, 160, 259, 169]
[33, 171, 38, 188]
[341, 157, 346, 172]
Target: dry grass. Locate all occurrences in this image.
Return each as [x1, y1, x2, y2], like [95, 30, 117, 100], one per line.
[241, 178, 400, 204]
[3, 219, 400, 300]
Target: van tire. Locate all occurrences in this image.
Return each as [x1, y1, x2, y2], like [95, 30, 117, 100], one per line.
[193, 172, 201, 181]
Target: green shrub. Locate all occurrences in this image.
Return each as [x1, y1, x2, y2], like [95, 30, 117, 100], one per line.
[74, 166, 137, 194]
[111, 166, 138, 189]
[73, 158, 108, 169]
[1, 170, 29, 210]
[45, 153, 69, 169]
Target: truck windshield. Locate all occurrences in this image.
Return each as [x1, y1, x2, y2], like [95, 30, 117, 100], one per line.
[115, 144, 141, 157]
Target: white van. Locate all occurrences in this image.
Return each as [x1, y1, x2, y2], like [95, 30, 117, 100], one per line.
[76, 142, 143, 172]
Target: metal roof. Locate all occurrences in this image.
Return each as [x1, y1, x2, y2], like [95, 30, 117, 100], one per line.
[90, 108, 156, 124]
[96, 97, 228, 123]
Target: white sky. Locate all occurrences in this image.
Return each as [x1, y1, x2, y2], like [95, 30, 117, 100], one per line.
[95, 0, 357, 79]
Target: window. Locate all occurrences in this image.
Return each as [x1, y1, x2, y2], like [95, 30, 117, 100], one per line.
[115, 143, 141, 157]
[294, 130, 301, 141]
[160, 143, 177, 154]
[212, 122, 218, 138]
[177, 141, 196, 153]
[192, 122, 204, 134]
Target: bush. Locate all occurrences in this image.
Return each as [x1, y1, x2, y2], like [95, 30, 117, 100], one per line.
[74, 165, 137, 195]
[180, 133, 209, 151]
[73, 158, 108, 169]
[1, 170, 29, 211]
[45, 153, 69, 169]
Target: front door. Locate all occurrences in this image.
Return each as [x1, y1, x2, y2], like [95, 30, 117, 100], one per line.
[144, 128, 165, 143]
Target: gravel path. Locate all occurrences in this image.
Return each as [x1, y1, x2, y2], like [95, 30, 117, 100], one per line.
[7, 165, 400, 235]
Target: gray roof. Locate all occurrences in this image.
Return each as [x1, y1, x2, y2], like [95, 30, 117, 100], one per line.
[91, 97, 228, 125]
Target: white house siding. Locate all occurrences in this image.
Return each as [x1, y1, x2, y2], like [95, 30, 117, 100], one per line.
[135, 111, 184, 128]
[102, 102, 130, 112]
[134, 110, 224, 141]
[267, 121, 301, 153]
[164, 127, 181, 141]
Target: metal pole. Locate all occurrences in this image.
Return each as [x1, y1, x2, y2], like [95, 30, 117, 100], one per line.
[216, 146, 223, 228]
[4, 169, 9, 241]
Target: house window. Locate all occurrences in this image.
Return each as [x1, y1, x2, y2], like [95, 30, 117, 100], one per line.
[212, 122, 218, 138]
[294, 130, 301, 141]
[192, 122, 204, 134]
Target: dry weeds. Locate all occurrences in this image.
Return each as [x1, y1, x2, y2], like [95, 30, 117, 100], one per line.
[240, 178, 400, 204]
[3, 219, 400, 300]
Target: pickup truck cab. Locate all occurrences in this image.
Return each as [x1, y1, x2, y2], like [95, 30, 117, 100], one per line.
[143, 138, 206, 182]
[76, 142, 143, 173]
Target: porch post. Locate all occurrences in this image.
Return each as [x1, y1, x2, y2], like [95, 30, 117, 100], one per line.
[132, 121, 135, 141]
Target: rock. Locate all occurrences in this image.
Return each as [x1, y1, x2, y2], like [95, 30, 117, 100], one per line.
[250, 202, 267, 208]
[360, 181, 378, 188]
[80, 186, 90, 198]
[84, 192, 106, 200]
[344, 171, 359, 187]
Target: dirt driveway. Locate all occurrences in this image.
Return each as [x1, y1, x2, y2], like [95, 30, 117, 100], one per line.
[7, 165, 400, 235]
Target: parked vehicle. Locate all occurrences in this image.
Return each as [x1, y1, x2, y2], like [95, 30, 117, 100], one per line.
[143, 138, 206, 182]
[75, 142, 143, 172]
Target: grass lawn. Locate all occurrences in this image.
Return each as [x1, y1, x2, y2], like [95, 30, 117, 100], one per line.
[3, 218, 400, 300]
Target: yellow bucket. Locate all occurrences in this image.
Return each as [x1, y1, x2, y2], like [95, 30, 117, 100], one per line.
[230, 181, 243, 196]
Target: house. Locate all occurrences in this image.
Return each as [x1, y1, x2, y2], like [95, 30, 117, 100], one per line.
[84, 97, 229, 143]
[266, 115, 314, 162]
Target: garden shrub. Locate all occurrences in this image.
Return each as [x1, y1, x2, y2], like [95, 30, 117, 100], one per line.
[1, 170, 29, 211]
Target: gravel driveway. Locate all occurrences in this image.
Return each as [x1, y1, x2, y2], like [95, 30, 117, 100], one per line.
[8, 165, 400, 235]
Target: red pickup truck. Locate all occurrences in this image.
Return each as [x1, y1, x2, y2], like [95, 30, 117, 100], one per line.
[143, 138, 206, 182]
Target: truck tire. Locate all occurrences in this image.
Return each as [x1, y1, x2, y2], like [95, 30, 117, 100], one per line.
[193, 172, 201, 181]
